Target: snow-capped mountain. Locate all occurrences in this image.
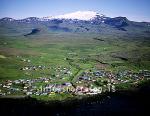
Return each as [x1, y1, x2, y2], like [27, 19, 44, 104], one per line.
[0, 11, 107, 23]
[44, 11, 105, 20]
[0, 11, 150, 37]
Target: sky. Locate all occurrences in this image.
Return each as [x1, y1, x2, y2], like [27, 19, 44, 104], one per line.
[0, 0, 150, 22]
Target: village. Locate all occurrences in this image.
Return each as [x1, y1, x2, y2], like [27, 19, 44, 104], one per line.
[0, 66, 150, 98]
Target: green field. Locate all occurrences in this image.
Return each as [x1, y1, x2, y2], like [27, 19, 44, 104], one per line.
[0, 33, 150, 100]
[0, 33, 150, 81]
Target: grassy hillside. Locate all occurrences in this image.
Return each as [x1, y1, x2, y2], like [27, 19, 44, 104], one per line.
[0, 33, 150, 82]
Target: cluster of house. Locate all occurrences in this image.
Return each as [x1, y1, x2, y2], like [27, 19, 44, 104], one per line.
[78, 70, 106, 81]
[24, 83, 115, 96]
[20, 65, 46, 71]
[38, 83, 115, 95]
[0, 77, 51, 96]
[54, 66, 72, 78]
[0, 78, 115, 96]
[0, 69, 150, 97]
[20, 65, 72, 78]
[77, 69, 150, 83]
[117, 70, 142, 79]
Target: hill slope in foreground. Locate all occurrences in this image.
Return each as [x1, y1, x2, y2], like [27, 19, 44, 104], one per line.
[0, 80, 150, 116]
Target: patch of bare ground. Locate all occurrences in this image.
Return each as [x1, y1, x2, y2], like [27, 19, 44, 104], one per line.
[0, 47, 40, 56]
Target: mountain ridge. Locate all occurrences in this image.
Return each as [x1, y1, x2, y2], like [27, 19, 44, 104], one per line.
[0, 11, 150, 37]
[0, 11, 149, 23]
[0, 11, 105, 21]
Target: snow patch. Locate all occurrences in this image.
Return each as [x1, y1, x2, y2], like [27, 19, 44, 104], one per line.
[45, 11, 102, 20]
